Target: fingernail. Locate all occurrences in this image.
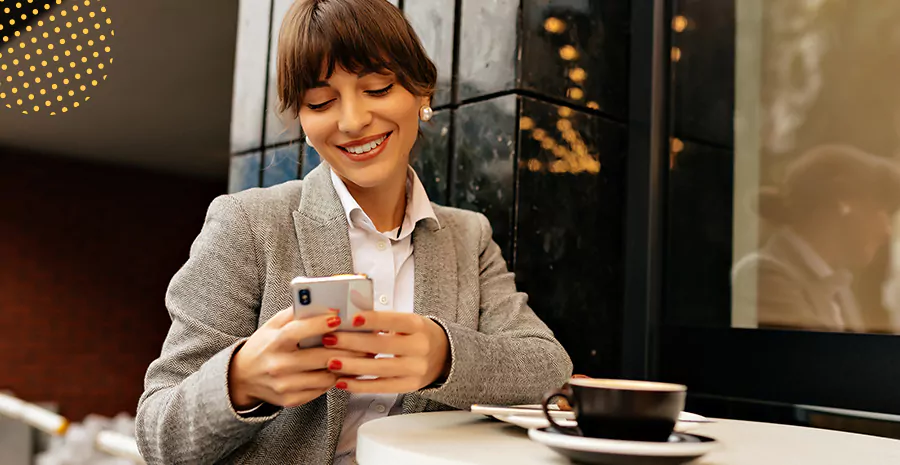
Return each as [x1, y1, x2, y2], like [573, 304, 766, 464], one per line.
[352, 315, 366, 327]
[328, 359, 342, 371]
[335, 381, 348, 390]
[329, 307, 339, 313]
[327, 316, 341, 328]
[322, 335, 338, 346]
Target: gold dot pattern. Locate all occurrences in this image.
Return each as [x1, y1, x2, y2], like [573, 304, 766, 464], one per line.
[0, 0, 113, 115]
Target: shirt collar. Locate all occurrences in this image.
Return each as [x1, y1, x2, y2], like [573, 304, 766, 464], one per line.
[329, 166, 439, 238]
[781, 228, 836, 279]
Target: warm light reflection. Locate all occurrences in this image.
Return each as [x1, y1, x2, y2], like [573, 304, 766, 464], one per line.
[670, 137, 684, 169]
[543, 17, 566, 34]
[559, 45, 579, 61]
[671, 46, 682, 62]
[568, 67, 587, 84]
[672, 15, 688, 33]
[520, 116, 535, 130]
[587, 101, 599, 110]
[567, 87, 584, 100]
[519, 114, 601, 175]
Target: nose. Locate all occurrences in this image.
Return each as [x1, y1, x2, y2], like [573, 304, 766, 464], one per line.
[337, 95, 372, 136]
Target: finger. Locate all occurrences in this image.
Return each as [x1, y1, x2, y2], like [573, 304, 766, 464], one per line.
[325, 331, 423, 356]
[349, 311, 428, 335]
[335, 377, 418, 394]
[327, 356, 426, 379]
[278, 348, 371, 373]
[262, 307, 295, 329]
[267, 370, 339, 395]
[277, 314, 343, 350]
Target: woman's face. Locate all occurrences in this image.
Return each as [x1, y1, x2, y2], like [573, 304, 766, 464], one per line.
[838, 198, 893, 268]
[298, 67, 424, 191]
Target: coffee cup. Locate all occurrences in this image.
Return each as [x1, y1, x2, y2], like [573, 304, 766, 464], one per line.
[541, 378, 687, 442]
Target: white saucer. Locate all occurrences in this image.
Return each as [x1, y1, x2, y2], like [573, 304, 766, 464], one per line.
[496, 414, 578, 430]
[492, 411, 711, 433]
[470, 404, 575, 421]
[528, 428, 718, 465]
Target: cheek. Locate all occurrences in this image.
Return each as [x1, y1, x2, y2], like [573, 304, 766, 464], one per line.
[298, 112, 330, 144]
[389, 102, 422, 149]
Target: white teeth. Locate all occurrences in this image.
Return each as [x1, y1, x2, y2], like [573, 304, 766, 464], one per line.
[344, 134, 388, 155]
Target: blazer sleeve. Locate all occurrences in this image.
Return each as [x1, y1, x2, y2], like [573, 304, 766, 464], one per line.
[419, 213, 573, 408]
[135, 195, 280, 465]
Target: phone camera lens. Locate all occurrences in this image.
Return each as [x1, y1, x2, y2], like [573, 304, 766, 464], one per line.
[299, 289, 311, 305]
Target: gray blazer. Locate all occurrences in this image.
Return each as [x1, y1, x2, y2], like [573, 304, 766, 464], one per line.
[135, 163, 573, 464]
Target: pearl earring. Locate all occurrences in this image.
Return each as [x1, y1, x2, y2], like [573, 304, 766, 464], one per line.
[419, 105, 433, 122]
[305, 135, 314, 148]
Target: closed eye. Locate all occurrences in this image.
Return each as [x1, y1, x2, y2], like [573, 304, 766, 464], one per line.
[307, 99, 335, 111]
[365, 83, 394, 97]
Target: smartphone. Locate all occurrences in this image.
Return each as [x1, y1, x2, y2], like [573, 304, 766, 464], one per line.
[290, 274, 374, 348]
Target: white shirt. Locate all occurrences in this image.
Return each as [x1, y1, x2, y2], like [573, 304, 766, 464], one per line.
[330, 167, 438, 465]
[781, 229, 856, 330]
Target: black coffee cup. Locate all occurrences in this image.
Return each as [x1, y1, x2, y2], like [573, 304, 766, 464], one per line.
[542, 378, 687, 442]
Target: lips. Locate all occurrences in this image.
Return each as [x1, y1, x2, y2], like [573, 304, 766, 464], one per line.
[336, 131, 392, 162]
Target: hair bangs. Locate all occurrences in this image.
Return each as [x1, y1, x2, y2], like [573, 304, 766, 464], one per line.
[277, 0, 437, 117]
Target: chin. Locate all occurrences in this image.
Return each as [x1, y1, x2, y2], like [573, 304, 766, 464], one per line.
[330, 152, 409, 190]
[332, 162, 398, 190]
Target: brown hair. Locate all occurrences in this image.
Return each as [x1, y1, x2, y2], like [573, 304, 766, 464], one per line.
[276, 0, 437, 117]
[756, 144, 900, 224]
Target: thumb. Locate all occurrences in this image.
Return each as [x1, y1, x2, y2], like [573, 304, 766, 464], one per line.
[263, 307, 295, 329]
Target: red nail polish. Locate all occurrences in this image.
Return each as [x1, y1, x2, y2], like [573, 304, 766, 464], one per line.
[327, 316, 341, 328]
[335, 381, 348, 390]
[328, 359, 342, 371]
[322, 335, 338, 346]
[353, 315, 366, 327]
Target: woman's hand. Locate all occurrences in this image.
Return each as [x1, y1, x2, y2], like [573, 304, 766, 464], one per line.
[322, 311, 451, 393]
[228, 307, 367, 409]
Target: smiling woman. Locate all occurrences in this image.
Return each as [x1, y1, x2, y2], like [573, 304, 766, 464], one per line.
[135, 1, 572, 464]
[276, 0, 437, 221]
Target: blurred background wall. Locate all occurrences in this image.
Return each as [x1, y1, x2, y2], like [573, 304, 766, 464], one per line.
[0, 0, 238, 420]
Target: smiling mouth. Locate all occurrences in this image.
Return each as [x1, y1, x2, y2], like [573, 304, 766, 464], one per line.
[337, 132, 392, 155]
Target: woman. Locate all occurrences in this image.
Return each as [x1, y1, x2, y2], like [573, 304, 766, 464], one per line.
[732, 144, 900, 333]
[135, 0, 573, 463]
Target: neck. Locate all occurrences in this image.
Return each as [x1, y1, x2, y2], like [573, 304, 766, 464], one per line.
[343, 168, 408, 233]
[791, 224, 842, 270]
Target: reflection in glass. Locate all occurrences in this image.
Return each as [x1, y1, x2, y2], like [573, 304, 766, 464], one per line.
[725, 0, 900, 335]
[519, 112, 600, 175]
[732, 145, 900, 333]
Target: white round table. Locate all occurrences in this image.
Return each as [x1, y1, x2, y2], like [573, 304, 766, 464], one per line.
[356, 411, 900, 465]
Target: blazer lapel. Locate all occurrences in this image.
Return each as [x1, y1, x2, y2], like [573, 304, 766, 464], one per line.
[402, 213, 458, 414]
[291, 163, 353, 460]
